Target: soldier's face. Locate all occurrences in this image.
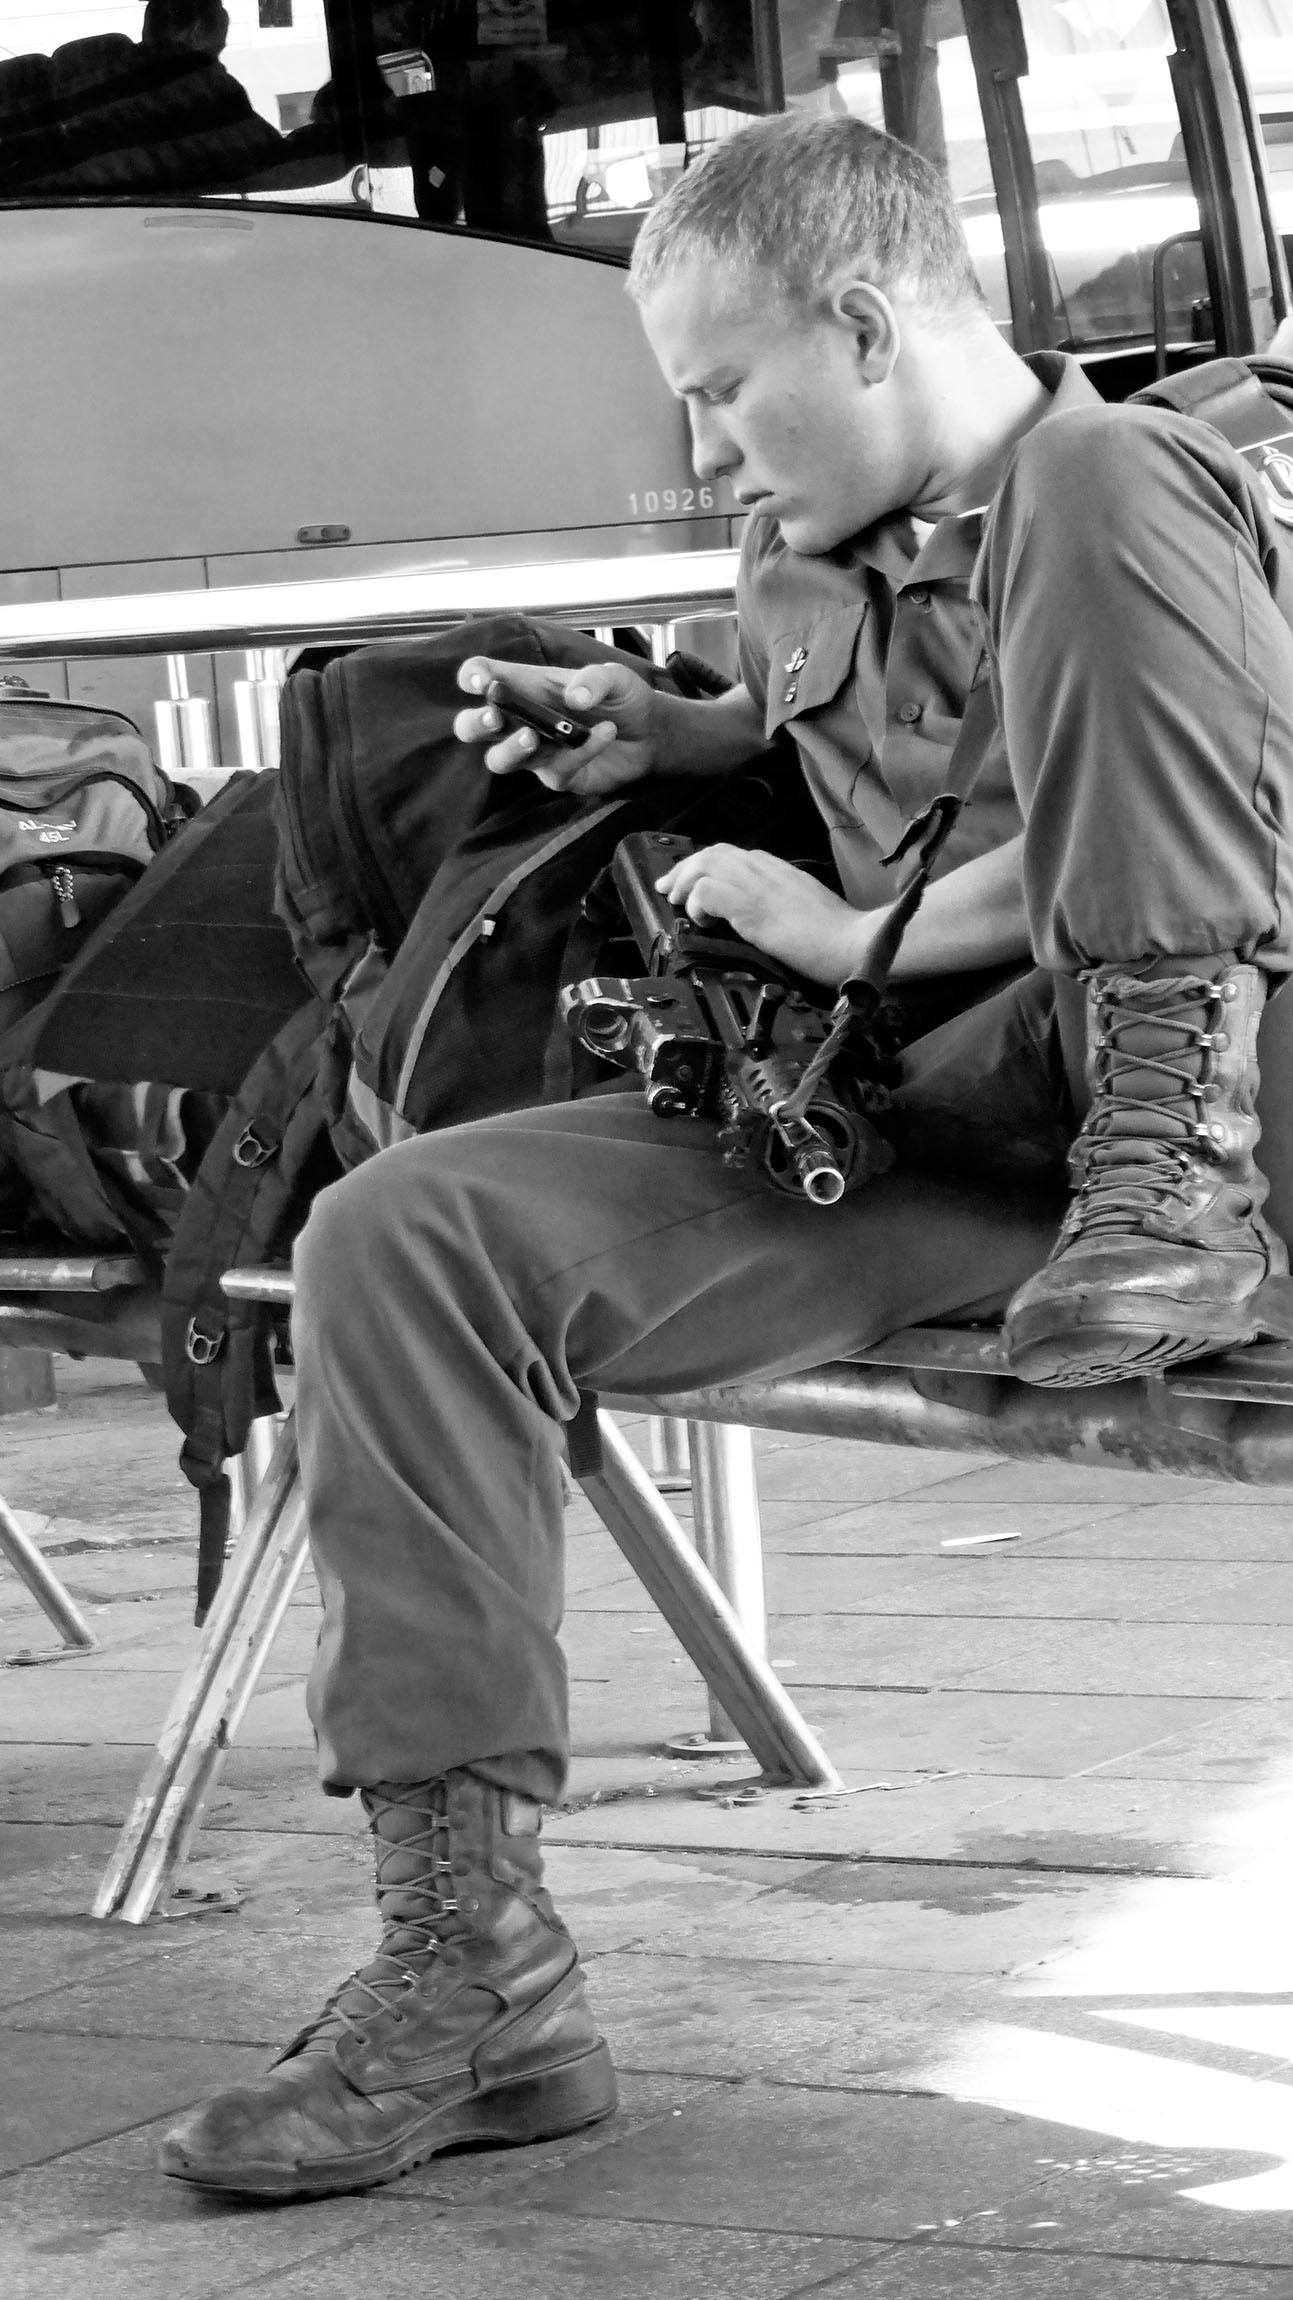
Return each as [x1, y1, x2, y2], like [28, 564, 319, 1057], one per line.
[640, 259, 917, 554]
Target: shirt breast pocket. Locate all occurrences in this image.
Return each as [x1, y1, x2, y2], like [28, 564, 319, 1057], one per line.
[763, 603, 871, 740]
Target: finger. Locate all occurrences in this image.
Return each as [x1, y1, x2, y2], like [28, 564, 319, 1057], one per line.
[657, 846, 739, 901]
[528, 723, 621, 791]
[456, 655, 551, 701]
[480, 725, 543, 776]
[679, 874, 736, 927]
[559, 661, 634, 713]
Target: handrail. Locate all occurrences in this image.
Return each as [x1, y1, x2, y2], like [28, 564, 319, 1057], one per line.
[0, 549, 742, 662]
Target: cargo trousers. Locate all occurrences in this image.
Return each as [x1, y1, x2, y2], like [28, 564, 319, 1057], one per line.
[294, 398, 1293, 1807]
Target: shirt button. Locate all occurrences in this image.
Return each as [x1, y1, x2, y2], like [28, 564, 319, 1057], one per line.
[906, 586, 932, 609]
[896, 701, 924, 724]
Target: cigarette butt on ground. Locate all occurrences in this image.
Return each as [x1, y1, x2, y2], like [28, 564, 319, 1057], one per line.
[940, 1530, 1023, 1548]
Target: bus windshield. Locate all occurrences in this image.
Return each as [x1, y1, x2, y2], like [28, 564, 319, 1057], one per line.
[0, 0, 1274, 360]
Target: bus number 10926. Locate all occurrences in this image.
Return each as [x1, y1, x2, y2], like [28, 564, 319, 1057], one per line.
[628, 486, 716, 516]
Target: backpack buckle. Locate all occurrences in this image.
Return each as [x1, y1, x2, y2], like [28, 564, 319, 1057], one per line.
[233, 1124, 275, 1168]
[186, 1317, 225, 1367]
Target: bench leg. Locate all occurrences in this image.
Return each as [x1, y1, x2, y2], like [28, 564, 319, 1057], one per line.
[645, 1415, 691, 1493]
[92, 1412, 308, 1924]
[580, 1410, 842, 1791]
[666, 1421, 766, 1756]
[0, 1495, 96, 1651]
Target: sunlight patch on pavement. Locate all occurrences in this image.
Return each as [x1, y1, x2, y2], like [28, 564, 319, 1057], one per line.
[911, 1768, 1293, 2213]
[918, 2023, 1293, 2211]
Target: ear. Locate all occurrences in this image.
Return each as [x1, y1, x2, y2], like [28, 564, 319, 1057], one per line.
[833, 281, 901, 384]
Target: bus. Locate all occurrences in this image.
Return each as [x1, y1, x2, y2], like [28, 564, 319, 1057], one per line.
[2, 1, 1293, 749]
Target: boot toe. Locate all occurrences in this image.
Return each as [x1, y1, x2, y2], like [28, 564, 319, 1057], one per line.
[158, 2061, 362, 2194]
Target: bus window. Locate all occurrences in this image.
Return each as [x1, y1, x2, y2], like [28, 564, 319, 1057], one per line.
[0, 3, 1241, 368]
[1230, 0, 1293, 278]
[1010, 0, 1210, 356]
[0, 4, 331, 200]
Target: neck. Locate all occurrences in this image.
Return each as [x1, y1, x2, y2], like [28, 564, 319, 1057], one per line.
[909, 327, 1051, 520]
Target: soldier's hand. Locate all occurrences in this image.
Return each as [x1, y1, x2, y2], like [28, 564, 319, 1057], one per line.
[454, 656, 659, 797]
[657, 844, 864, 987]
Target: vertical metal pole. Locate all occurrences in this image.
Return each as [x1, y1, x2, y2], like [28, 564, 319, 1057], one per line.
[232, 648, 284, 772]
[228, 1412, 284, 1538]
[668, 1421, 767, 1755]
[645, 1415, 691, 1492]
[649, 621, 679, 668]
[154, 655, 215, 778]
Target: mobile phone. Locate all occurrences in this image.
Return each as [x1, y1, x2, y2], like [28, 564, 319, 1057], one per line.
[484, 676, 596, 750]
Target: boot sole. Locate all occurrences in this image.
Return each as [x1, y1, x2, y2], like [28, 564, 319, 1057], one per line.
[1004, 1292, 1265, 1388]
[159, 2040, 618, 2202]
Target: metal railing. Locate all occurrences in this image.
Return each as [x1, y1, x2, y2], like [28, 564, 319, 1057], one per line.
[0, 547, 742, 780]
[0, 548, 743, 662]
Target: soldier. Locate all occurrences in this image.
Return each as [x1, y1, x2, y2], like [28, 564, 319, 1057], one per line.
[160, 109, 1293, 2199]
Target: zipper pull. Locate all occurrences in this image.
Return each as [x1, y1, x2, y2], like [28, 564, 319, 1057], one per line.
[51, 865, 81, 929]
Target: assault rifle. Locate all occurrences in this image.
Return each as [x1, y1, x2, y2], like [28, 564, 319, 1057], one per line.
[560, 806, 957, 1206]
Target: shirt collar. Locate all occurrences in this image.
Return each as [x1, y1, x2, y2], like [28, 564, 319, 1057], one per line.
[843, 350, 1103, 588]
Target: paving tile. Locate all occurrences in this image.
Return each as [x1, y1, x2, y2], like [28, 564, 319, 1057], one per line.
[776, 1687, 1250, 1783]
[1000, 1501, 1293, 1560]
[910, 1461, 1265, 1509]
[465, 2081, 1057, 2239]
[4, 1904, 376, 2043]
[897, 1773, 1293, 1879]
[764, 1496, 1138, 1555]
[0, 1670, 306, 1744]
[0, 1922, 168, 2013]
[1009, 1868, 1293, 1998]
[760, 1556, 1277, 1624]
[0, 1742, 333, 1834]
[0, 1820, 372, 1924]
[582, 1950, 1003, 2088]
[0, 2153, 400, 2300]
[808, 2247, 1293, 2294]
[748, 1439, 992, 1505]
[1083, 1701, 1293, 1783]
[913, 2019, 1293, 2257]
[766, 1615, 1293, 1699]
[542, 1843, 811, 1957]
[616, 1853, 1134, 1977]
[233, 2208, 881, 2300]
[0, 2030, 270, 2174]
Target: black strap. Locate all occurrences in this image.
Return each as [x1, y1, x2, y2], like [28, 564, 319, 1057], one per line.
[160, 997, 334, 1622]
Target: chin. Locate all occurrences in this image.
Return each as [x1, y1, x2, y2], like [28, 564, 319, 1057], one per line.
[776, 511, 855, 556]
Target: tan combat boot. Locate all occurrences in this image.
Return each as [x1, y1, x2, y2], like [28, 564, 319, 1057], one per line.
[1004, 961, 1293, 1386]
[157, 1770, 616, 2200]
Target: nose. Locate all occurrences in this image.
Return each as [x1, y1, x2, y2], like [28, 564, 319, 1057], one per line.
[687, 403, 738, 487]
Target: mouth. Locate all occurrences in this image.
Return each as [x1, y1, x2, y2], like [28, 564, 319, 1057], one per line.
[734, 489, 770, 508]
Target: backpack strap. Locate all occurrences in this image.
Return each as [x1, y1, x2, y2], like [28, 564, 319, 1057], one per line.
[1132, 356, 1293, 456]
[161, 995, 341, 1623]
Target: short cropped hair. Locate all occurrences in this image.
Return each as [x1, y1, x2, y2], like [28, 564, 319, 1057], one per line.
[628, 112, 985, 319]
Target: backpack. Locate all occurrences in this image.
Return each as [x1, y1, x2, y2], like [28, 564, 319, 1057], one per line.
[0, 769, 310, 1271]
[0, 674, 197, 1033]
[158, 616, 822, 1615]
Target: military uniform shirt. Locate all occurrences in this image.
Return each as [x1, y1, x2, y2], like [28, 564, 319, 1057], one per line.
[735, 350, 1103, 911]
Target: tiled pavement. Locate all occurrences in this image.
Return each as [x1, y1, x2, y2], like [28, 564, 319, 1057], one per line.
[4, 1362, 1293, 2296]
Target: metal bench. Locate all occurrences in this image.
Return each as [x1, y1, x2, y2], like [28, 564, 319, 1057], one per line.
[82, 1262, 1293, 1926]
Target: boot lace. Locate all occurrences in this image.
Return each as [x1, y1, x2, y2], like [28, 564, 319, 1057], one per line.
[291, 1781, 462, 2052]
[1063, 972, 1240, 1241]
